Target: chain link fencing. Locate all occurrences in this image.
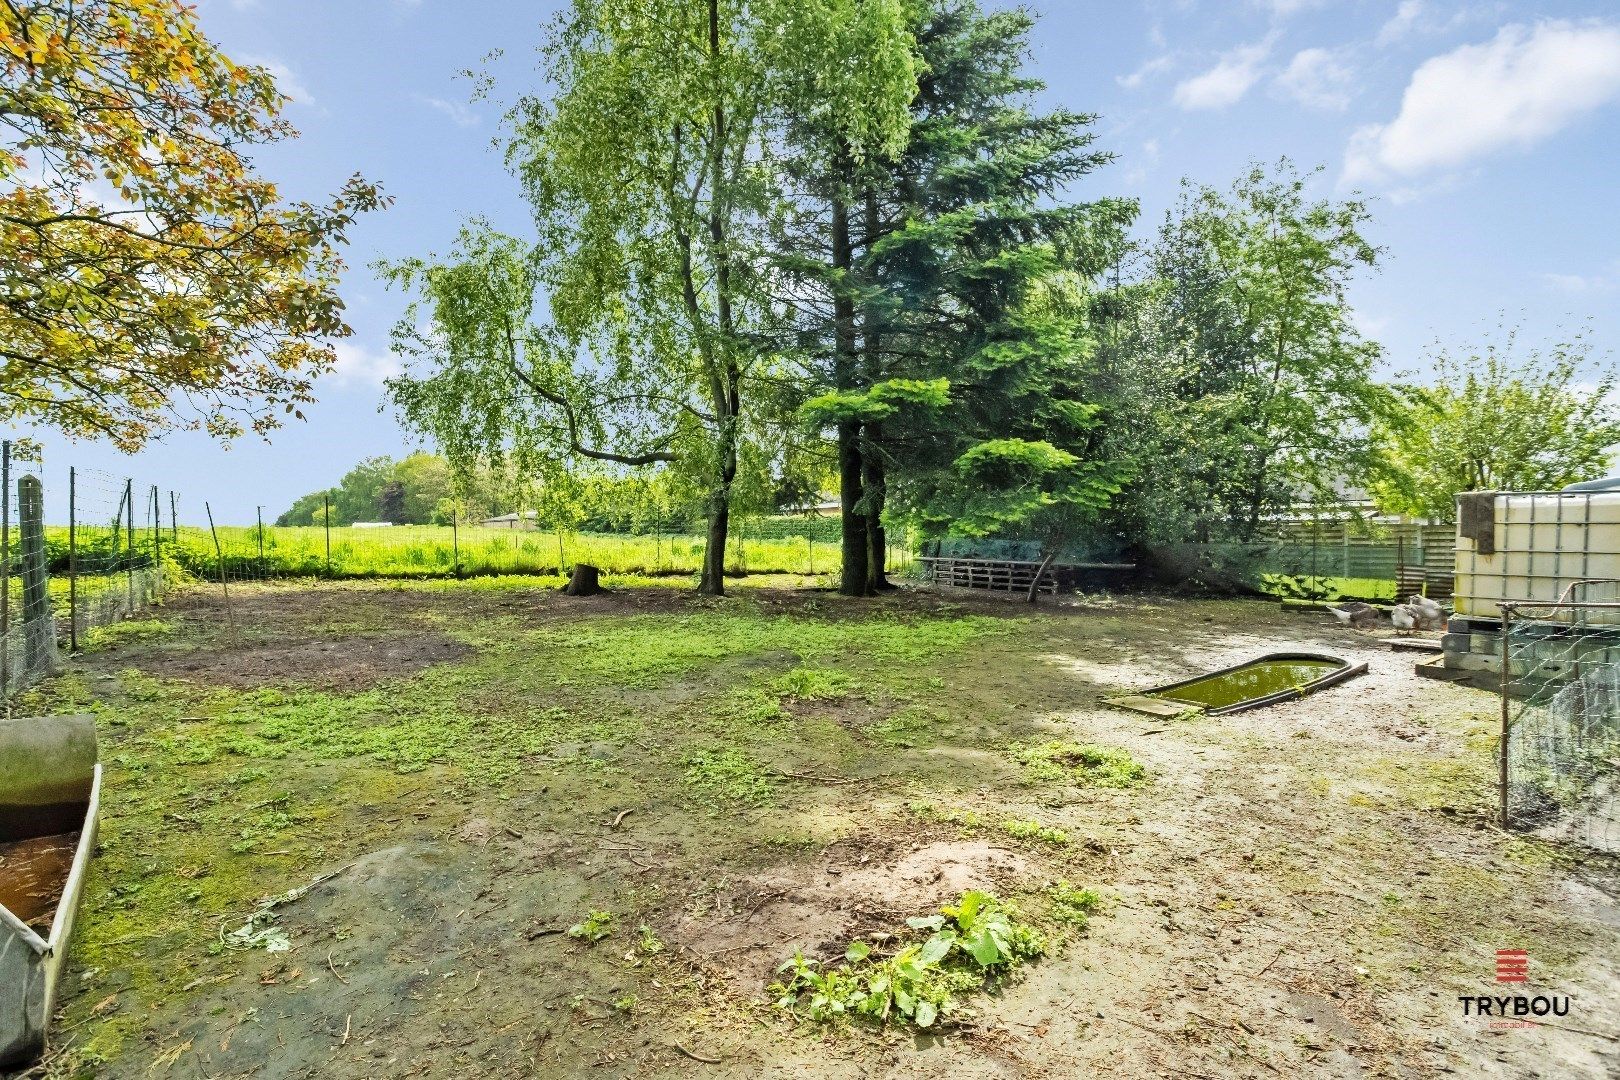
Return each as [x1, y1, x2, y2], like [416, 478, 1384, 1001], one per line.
[1500, 589, 1620, 854]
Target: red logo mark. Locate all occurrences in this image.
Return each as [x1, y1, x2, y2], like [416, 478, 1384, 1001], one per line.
[1496, 949, 1529, 984]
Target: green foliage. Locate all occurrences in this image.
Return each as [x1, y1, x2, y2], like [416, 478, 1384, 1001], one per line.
[1013, 741, 1146, 788]
[1260, 573, 1339, 602]
[1101, 160, 1396, 545]
[1046, 881, 1103, 927]
[380, 0, 918, 596]
[567, 910, 615, 943]
[1000, 818, 1071, 847]
[1372, 324, 1620, 519]
[853, 5, 1135, 565]
[681, 748, 776, 808]
[769, 890, 1044, 1029]
[770, 667, 854, 701]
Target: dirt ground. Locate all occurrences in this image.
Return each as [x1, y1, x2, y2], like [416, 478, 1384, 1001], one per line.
[14, 578, 1620, 1079]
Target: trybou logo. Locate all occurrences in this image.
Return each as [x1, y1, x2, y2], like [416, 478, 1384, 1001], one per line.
[1459, 950, 1572, 1027]
[1495, 949, 1528, 983]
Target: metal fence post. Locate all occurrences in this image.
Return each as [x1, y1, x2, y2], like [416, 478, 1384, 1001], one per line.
[451, 510, 460, 578]
[256, 505, 265, 572]
[170, 491, 178, 542]
[324, 494, 332, 576]
[124, 477, 135, 613]
[206, 502, 238, 642]
[68, 467, 78, 652]
[1499, 603, 1512, 830]
[150, 485, 161, 596]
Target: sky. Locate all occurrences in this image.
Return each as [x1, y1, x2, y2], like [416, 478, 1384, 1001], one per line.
[14, 0, 1620, 523]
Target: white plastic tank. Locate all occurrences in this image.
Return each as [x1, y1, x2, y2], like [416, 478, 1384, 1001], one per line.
[1453, 490, 1620, 620]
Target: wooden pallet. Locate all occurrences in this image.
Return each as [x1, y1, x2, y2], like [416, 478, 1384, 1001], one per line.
[918, 556, 1135, 596]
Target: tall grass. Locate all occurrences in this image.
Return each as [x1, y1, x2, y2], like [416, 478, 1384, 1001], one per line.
[42, 523, 898, 581]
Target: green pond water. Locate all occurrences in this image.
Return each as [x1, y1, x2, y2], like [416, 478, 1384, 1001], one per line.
[1154, 658, 1340, 710]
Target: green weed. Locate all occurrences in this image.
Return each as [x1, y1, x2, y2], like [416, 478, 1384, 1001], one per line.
[770, 891, 1044, 1029]
[568, 910, 616, 943]
[771, 666, 854, 700]
[1001, 818, 1071, 846]
[681, 748, 776, 808]
[1012, 741, 1146, 788]
[1046, 881, 1103, 927]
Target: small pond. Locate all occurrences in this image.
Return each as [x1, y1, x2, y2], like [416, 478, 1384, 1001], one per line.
[1153, 657, 1343, 711]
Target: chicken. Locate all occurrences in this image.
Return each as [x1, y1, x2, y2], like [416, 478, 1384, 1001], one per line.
[1328, 601, 1382, 630]
[1391, 603, 1421, 634]
[1404, 594, 1445, 630]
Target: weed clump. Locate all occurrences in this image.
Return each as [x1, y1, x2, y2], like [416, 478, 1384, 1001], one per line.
[1001, 818, 1071, 846]
[1012, 741, 1146, 788]
[769, 890, 1044, 1029]
[1046, 881, 1103, 927]
[568, 910, 615, 943]
[681, 747, 776, 808]
[771, 666, 854, 700]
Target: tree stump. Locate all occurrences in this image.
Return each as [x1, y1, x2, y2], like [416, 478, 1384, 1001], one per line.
[563, 563, 605, 596]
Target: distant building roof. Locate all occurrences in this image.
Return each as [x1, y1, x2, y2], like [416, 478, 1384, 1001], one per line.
[479, 511, 539, 523]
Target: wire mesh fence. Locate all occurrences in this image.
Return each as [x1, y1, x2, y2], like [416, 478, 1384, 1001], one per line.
[165, 518, 900, 581]
[1500, 594, 1620, 854]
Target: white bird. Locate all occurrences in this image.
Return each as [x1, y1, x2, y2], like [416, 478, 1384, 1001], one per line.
[1329, 601, 1381, 630]
[1391, 603, 1421, 634]
[1405, 594, 1444, 630]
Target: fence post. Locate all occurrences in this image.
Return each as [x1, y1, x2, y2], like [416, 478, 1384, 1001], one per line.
[256, 505, 265, 572]
[323, 494, 332, 576]
[206, 502, 238, 642]
[150, 486, 161, 596]
[1, 440, 11, 696]
[124, 477, 135, 613]
[451, 510, 460, 578]
[170, 491, 178, 541]
[68, 468, 78, 652]
[18, 474, 49, 672]
[1499, 603, 1512, 830]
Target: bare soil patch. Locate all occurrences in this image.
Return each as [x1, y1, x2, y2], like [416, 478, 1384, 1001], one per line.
[670, 837, 1033, 989]
[88, 630, 472, 691]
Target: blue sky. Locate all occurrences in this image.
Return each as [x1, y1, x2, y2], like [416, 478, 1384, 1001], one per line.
[16, 0, 1620, 523]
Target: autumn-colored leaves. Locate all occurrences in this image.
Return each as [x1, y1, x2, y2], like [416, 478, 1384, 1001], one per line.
[0, 1, 386, 449]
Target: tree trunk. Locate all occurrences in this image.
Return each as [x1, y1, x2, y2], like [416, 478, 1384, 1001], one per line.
[698, 491, 730, 596]
[563, 563, 604, 596]
[1026, 549, 1058, 605]
[860, 188, 889, 594]
[838, 421, 868, 595]
[831, 182, 869, 596]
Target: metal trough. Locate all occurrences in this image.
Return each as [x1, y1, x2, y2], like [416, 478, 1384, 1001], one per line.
[0, 715, 101, 1069]
[1107, 652, 1367, 717]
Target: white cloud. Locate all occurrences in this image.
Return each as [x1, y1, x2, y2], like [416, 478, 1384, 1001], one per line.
[1541, 266, 1619, 293]
[1275, 47, 1356, 110]
[1256, 0, 1321, 15]
[1172, 34, 1278, 110]
[1376, 0, 1425, 46]
[241, 56, 314, 106]
[1118, 54, 1175, 90]
[1345, 20, 1620, 184]
[416, 95, 480, 128]
[327, 342, 402, 388]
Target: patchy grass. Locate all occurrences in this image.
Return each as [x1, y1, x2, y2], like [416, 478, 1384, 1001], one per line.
[1011, 740, 1147, 788]
[681, 747, 777, 809]
[22, 580, 1616, 1080]
[1001, 818, 1072, 846]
